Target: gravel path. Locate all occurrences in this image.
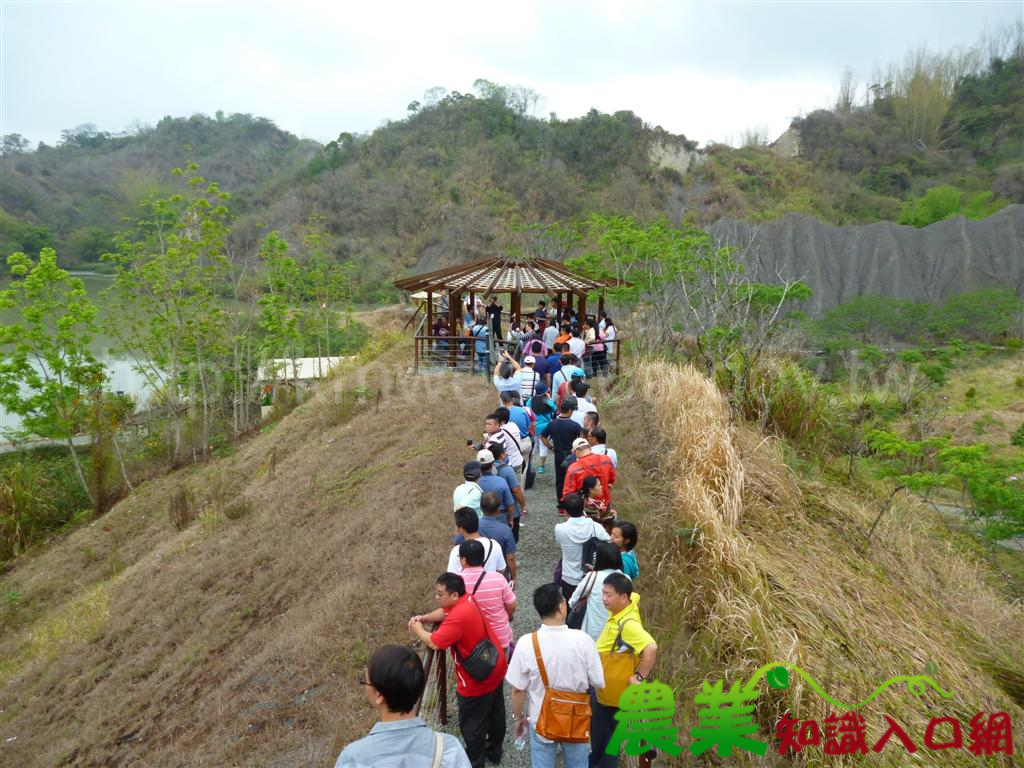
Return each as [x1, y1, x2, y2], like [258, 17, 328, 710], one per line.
[499, 457, 565, 766]
[426, 456, 565, 766]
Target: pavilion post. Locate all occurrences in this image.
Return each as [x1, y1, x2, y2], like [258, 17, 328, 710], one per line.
[426, 290, 434, 358]
[448, 290, 459, 368]
[598, 294, 605, 317]
[578, 291, 587, 323]
[469, 292, 476, 322]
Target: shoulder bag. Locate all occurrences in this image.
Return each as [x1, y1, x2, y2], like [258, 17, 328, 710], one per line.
[531, 633, 592, 742]
[567, 571, 598, 630]
[597, 618, 640, 707]
[452, 576, 501, 681]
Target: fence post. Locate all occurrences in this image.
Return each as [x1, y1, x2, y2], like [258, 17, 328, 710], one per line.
[437, 648, 448, 726]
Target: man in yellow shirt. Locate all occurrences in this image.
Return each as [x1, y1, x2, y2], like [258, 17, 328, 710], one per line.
[590, 573, 658, 768]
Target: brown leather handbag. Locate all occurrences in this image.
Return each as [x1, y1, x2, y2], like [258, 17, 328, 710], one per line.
[531, 632, 592, 743]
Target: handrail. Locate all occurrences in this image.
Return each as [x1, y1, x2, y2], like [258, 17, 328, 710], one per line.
[414, 623, 450, 726]
[411, 333, 624, 375]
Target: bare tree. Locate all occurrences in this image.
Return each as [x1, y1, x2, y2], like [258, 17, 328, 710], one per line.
[835, 67, 857, 113]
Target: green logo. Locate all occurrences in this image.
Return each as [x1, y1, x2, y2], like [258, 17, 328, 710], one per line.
[689, 663, 953, 758]
[606, 681, 682, 757]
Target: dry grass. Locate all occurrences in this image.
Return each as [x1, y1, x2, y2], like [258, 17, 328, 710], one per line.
[605, 361, 1024, 767]
[0, 333, 503, 767]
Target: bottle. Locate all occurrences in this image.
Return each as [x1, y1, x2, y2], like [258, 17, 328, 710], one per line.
[514, 733, 528, 751]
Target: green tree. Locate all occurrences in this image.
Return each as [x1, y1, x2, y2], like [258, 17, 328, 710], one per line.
[938, 287, 1022, 342]
[0, 249, 106, 503]
[869, 430, 1024, 540]
[0, 211, 55, 263]
[0, 134, 31, 155]
[257, 232, 305, 380]
[103, 164, 231, 460]
[302, 217, 354, 360]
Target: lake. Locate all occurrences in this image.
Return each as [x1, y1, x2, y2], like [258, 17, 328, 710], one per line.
[0, 271, 153, 436]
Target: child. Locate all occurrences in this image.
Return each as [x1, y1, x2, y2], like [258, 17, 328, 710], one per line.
[581, 475, 615, 533]
[611, 521, 639, 580]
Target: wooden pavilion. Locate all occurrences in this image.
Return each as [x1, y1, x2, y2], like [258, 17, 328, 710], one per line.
[393, 256, 623, 372]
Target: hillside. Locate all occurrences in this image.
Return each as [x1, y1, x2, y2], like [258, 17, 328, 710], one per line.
[1, 327, 1021, 765]
[710, 203, 1024, 314]
[3, 47, 1022, 302]
[604, 363, 1024, 765]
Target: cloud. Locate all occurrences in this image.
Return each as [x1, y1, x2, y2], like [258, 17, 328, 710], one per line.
[0, 0, 1018, 147]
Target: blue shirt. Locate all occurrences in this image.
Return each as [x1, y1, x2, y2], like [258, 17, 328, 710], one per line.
[508, 405, 532, 438]
[335, 717, 470, 768]
[493, 459, 521, 518]
[477, 474, 515, 515]
[620, 550, 639, 580]
[545, 354, 562, 382]
[456, 515, 516, 557]
[470, 323, 489, 354]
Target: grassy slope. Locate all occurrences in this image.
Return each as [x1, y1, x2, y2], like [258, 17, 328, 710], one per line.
[603, 363, 1023, 766]
[0, 334, 499, 767]
[3, 343, 1022, 766]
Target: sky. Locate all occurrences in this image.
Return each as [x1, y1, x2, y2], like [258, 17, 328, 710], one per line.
[1, 0, 1021, 149]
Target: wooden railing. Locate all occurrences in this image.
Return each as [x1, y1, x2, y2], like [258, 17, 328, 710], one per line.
[412, 334, 624, 376]
[415, 625, 451, 727]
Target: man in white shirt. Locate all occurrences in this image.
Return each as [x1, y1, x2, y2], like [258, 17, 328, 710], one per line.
[447, 507, 507, 574]
[554, 494, 610, 601]
[483, 411, 524, 471]
[507, 583, 604, 768]
[587, 426, 618, 469]
[542, 321, 558, 351]
[567, 329, 586, 360]
[518, 356, 541, 400]
[571, 381, 597, 428]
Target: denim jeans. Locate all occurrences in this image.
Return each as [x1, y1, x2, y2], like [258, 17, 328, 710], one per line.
[476, 350, 490, 376]
[530, 725, 590, 768]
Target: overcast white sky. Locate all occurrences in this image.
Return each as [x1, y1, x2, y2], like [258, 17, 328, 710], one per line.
[1, 0, 1020, 149]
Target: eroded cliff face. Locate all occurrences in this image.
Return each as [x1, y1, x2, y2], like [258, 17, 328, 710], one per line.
[709, 205, 1024, 314]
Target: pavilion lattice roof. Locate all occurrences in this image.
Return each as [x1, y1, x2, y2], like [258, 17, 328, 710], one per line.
[393, 256, 620, 295]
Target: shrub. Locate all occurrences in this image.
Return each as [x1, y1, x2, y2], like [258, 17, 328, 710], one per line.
[168, 486, 196, 531]
[1012, 422, 1024, 449]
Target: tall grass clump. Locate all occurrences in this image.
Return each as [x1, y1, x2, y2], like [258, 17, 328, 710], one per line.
[629, 361, 1024, 765]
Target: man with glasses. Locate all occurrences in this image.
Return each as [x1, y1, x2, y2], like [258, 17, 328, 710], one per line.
[334, 644, 470, 767]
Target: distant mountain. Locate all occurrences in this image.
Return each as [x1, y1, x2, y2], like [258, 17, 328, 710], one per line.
[1, 53, 1021, 303]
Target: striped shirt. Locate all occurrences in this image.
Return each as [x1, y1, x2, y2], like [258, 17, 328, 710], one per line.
[460, 566, 517, 649]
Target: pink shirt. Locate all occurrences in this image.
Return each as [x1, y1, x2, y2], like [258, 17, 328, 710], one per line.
[460, 566, 517, 649]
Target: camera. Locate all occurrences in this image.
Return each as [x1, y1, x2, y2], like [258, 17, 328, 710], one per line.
[467, 439, 485, 450]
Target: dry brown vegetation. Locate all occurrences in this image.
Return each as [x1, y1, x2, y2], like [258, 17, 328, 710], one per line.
[0, 335, 501, 767]
[604, 362, 1024, 766]
[4, 335, 1022, 767]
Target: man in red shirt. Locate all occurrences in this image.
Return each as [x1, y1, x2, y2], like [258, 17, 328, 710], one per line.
[562, 437, 616, 506]
[410, 573, 508, 768]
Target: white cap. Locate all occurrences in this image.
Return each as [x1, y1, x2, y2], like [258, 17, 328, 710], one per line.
[476, 448, 495, 464]
[572, 437, 591, 452]
[524, 355, 536, 364]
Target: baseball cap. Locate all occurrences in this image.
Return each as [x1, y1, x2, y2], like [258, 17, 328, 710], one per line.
[524, 355, 536, 364]
[572, 437, 590, 452]
[476, 448, 495, 464]
[571, 370, 585, 379]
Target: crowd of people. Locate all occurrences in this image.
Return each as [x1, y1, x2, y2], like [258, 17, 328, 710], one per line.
[430, 297, 619, 379]
[336, 315, 658, 768]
